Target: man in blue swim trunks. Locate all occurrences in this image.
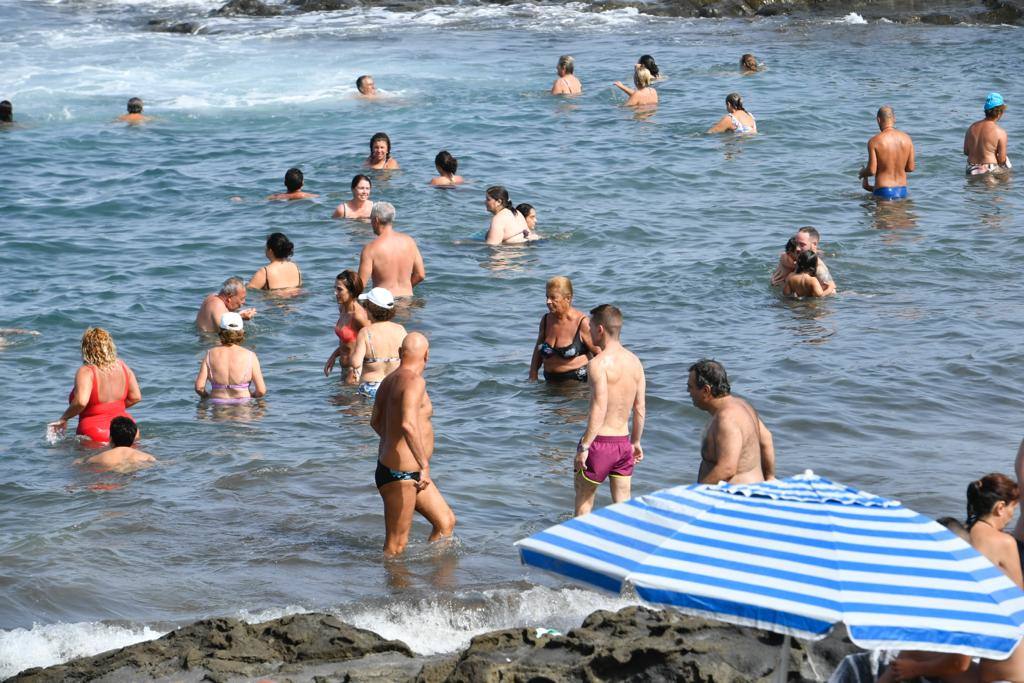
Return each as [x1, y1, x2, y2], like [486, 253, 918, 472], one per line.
[859, 105, 915, 200]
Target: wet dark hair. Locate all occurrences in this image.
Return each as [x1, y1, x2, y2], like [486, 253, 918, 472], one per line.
[689, 359, 731, 397]
[516, 203, 534, 218]
[266, 232, 294, 259]
[366, 300, 396, 322]
[435, 150, 458, 175]
[109, 416, 138, 447]
[335, 269, 363, 298]
[284, 168, 304, 192]
[726, 92, 746, 112]
[590, 304, 623, 337]
[0, 100, 12, 123]
[486, 186, 517, 215]
[369, 132, 391, 159]
[784, 237, 798, 256]
[740, 53, 758, 70]
[127, 97, 143, 114]
[638, 55, 659, 78]
[795, 250, 818, 276]
[966, 473, 1018, 529]
[351, 174, 372, 191]
[356, 74, 372, 92]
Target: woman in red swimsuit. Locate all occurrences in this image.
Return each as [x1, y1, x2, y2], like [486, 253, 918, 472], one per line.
[51, 327, 141, 444]
[323, 270, 370, 377]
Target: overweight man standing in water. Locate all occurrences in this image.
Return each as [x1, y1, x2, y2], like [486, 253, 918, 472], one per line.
[371, 332, 455, 557]
[688, 359, 775, 484]
[574, 304, 646, 517]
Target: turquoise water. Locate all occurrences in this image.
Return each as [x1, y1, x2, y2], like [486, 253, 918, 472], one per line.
[1, 0, 1022, 673]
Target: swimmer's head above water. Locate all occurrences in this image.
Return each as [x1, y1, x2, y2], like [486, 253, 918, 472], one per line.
[687, 358, 731, 408]
[557, 55, 575, 76]
[0, 100, 12, 123]
[369, 132, 392, 161]
[485, 185, 517, 215]
[350, 174, 372, 200]
[435, 150, 458, 176]
[127, 97, 144, 114]
[794, 250, 818, 277]
[637, 54, 659, 79]
[966, 473, 1019, 529]
[370, 201, 395, 233]
[726, 92, 746, 112]
[284, 168, 304, 193]
[109, 416, 138, 448]
[335, 269, 364, 303]
[633, 66, 653, 90]
[876, 104, 895, 129]
[740, 53, 759, 71]
[517, 203, 536, 230]
[356, 75, 376, 96]
[265, 232, 294, 260]
[546, 275, 574, 310]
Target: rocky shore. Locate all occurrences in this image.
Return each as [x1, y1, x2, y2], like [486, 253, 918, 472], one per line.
[144, 0, 1024, 34]
[9, 605, 856, 682]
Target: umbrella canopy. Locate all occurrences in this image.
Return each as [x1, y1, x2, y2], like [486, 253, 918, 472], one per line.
[516, 471, 1024, 659]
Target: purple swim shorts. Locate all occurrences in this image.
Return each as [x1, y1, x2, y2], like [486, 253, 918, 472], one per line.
[579, 435, 634, 484]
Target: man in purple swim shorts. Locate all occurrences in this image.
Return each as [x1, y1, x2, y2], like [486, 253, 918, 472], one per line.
[573, 304, 647, 517]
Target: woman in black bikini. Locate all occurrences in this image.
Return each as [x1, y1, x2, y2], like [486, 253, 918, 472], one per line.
[246, 232, 302, 292]
[529, 276, 599, 383]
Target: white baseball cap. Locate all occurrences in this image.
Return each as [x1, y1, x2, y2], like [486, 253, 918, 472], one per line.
[220, 312, 244, 331]
[358, 287, 395, 309]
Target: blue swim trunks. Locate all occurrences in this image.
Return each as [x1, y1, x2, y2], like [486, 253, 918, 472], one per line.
[873, 186, 908, 200]
[357, 381, 381, 398]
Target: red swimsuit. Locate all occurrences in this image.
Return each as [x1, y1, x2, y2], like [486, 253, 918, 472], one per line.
[70, 361, 132, 443]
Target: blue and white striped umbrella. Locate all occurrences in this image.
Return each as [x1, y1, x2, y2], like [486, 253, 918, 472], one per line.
[516, 471, 1024, 659]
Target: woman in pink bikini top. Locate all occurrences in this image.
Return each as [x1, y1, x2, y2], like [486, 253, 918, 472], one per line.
[194, 312, 266, 405]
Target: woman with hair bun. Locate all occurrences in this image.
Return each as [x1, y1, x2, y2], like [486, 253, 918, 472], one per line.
[707, 92, 757, 134]
[484, 186, 534, 245]
[50, 327, 142, 444]
[247, 232, 302, 291]
[967, 473, 1023, 588]
[430, 150, 464, 187]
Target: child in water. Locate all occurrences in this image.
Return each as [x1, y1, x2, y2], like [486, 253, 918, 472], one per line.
[783, 251, 825, 298]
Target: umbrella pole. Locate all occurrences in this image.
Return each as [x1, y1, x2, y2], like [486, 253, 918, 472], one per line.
[773, 635, 791, 683]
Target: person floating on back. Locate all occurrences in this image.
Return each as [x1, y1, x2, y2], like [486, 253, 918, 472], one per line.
[117, 97, 152, 124]
[267, 168, 318, 200]
[964, 92, 1011, 176]
[80, 417, 156, 473]
[859, 105, 915, 200]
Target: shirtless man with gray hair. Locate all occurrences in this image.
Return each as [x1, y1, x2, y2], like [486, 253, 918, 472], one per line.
[688, 359, 774, 485]
[195, 277, 256, 332]
[357, 202, 425, 298]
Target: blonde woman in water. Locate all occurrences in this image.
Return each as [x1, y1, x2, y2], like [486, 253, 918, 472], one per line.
[613, 66, 658, 107]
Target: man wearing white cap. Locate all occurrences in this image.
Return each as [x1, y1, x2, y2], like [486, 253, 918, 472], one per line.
[348, 287, 407, 399]
[965, 92, 1011, 176]
[357, 202, 425, 298]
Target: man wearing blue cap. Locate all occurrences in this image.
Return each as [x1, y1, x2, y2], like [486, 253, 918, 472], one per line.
[964, 92, 1011, 176]
[858, 105, 915, 200]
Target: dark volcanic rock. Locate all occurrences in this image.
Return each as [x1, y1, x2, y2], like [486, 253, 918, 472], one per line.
[8, 613, 413, 682]
[213, 0, 283, 16]
[146, 18, 205, 33]
[416, 606, 855, 682]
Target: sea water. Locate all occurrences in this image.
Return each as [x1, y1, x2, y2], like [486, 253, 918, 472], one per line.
[0, 0, 1022, 675]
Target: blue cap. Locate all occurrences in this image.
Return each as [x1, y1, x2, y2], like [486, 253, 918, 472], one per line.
[985, 92, 1004, 111]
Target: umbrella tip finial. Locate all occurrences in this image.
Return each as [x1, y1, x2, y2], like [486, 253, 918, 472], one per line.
[804, 469, 814, 477]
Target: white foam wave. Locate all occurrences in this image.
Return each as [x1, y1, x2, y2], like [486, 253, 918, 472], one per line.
[0, 621, 165, 679]
[837, 12, 868, 24]
[347, 585, 641, 655]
